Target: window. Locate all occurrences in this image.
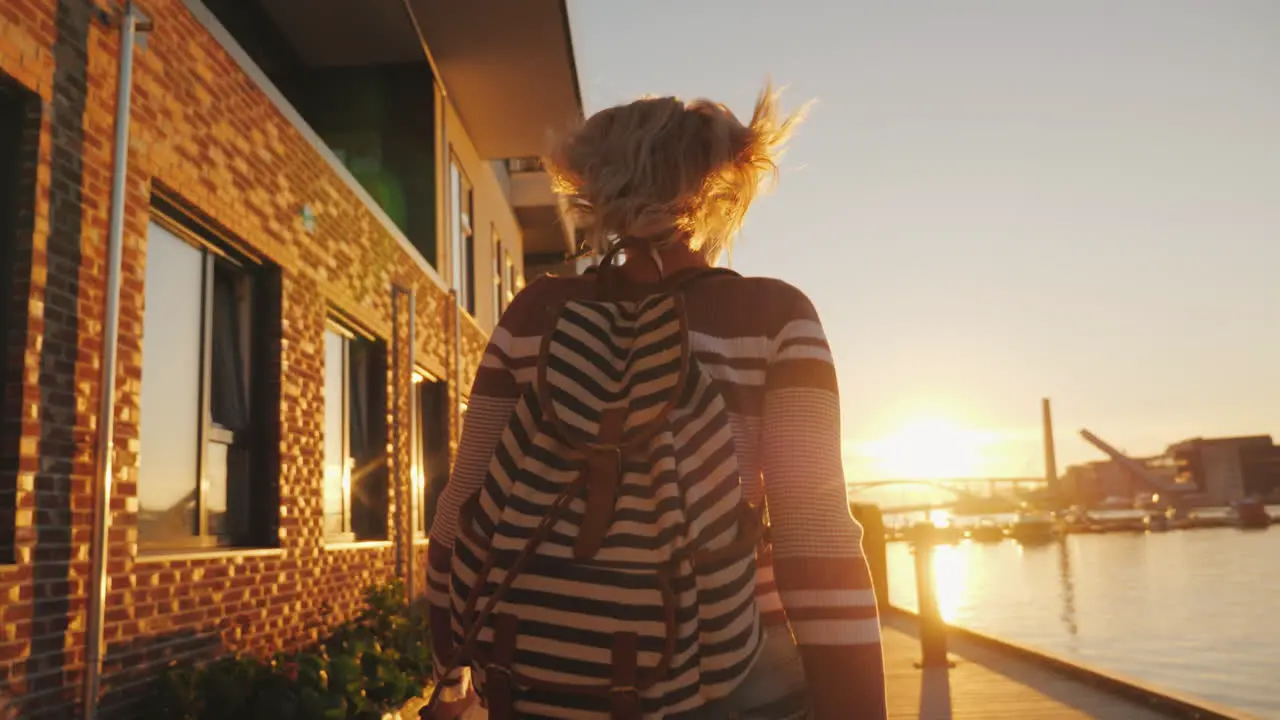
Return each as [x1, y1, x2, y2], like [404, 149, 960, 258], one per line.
[0, 75, 39, 562]
[138, 217, 271, 548]
[449, 157, 475, 315]
[492, 227, 505, 318]
[412, 371, 450, 535]
[324, 322, 388, 541]
[504, 250, 518, 306]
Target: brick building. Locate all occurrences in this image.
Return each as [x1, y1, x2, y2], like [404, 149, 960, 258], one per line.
[0, 0, 581, 715]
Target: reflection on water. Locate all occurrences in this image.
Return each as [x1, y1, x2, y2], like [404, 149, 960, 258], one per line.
[888, 527, 1280, 719]
[929, 544, 968, 624]
[1056, 540, 1078, 638]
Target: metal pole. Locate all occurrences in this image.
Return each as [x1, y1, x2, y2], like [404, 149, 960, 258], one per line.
[397, 0, 449, 101]
[390, 287, 403, 581]
[85, 4, 145, 718]
[389, 285, 419, 605]
[405, 288, 416, 603]
[450, 289, 464, 437]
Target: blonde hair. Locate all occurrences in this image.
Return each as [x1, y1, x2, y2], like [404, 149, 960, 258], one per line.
[546, 83, 806, 263]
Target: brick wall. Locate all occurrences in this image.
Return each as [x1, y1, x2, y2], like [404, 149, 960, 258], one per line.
[0, 0, 483, 716]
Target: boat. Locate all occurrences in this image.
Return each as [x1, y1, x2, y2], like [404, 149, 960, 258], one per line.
[903, 520, 964, 545]
[1229, 498, 1272, 529]
[1008, 511, 1056, 544]
[1143, 511, 1169, 532]
[967, 518, 1006, 543]
[932, 521, 965, 545]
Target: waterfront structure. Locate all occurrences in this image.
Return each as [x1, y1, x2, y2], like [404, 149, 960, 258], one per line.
[1064, 433, 1280, 507]
[0, 0, 581, 715]
[1059, 460, 1175, 507]
[1169, 435, 1280, 504]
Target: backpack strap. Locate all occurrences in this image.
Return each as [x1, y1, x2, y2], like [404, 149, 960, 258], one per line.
[610, 632, 641, 720]
[575, 407, 627, 559]
[423, 475, 587, 717]
[485, 613, 519, 720]
[595, 236, 661, 301]
[591, 235, 741, 301]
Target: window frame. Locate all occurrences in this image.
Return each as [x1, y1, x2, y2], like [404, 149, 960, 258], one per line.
[323, 315, 389, 543]
[448, 153, 475, 316]
[323, 321, 357, 542]
[138, 202, 272, 553]
[492, 225, 504, 318]
[504, 250, 517, 307]
[409, 368, 451, 538]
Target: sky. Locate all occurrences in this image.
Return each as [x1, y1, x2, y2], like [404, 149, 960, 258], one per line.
[565, 0, 1280, 482]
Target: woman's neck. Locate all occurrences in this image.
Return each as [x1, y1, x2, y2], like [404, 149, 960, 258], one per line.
[615, 243, 710, 284]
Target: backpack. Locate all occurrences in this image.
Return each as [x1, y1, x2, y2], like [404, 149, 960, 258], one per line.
[429, 246, 766, 719]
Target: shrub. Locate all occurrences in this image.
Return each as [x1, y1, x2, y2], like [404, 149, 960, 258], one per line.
[142, 580, 433, 720]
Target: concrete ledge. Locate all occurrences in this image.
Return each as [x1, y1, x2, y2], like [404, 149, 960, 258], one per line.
[884, 606, 1261, 720]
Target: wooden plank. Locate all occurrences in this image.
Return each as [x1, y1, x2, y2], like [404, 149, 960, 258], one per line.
[883, 617, 1174, 719]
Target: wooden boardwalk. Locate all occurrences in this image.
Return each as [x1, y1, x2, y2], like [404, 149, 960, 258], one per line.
[421, 615, 1238, 719]
[882, 613, 1175, 719]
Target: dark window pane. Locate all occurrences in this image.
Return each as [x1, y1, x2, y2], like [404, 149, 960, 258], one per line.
[349, 339, 371, 463]
[418, 378, 450, 536]
[411, 383, 424, 535]
[463, 184, 475, 315]
[208, 262, 254, 542]
[210, 262, 250, 431]
[323, 329, 347, 535]
[349, 338, 387, 540]
[493, 235, 503, 317]
[138, 223, 204, 543]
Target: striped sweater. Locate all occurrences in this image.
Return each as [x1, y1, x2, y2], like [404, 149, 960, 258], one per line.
[428, 271, 887, 717]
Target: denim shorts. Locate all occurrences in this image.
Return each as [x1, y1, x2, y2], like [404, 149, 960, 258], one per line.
[701, 626, 812, 719]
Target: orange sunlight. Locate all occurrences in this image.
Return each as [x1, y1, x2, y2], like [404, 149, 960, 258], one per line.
[860, 417, 988, 480]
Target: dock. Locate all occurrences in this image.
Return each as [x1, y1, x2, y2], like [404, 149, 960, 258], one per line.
[882, 612, 1258, 720]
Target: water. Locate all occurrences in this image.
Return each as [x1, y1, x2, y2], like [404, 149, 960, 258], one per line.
[886, 524, 1280, 719]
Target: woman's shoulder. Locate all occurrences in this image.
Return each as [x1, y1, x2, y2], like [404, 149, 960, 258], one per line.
[502, 270, 824, 336]
[496, 273, 591, 335]
[690, 272, 825, 331]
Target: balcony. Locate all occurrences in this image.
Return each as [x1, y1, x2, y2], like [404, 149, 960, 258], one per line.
[192, 0, 582, 273]
[505, 157, 576, 272]
[198, 0, 440, 264]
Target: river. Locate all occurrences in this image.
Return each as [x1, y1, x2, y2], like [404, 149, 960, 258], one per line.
[885, 518, 1280, 719]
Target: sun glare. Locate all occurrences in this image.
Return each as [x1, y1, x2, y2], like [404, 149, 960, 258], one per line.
[862, 417, 987, 481]
[929, 508, 952, 528]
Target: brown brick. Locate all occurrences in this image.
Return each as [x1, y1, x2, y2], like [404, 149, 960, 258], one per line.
[0, 0, 485, 716]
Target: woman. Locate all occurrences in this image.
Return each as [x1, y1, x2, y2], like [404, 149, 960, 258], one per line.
[427, 86, 887, 719]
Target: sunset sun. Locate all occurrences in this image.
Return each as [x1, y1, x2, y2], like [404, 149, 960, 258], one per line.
[860, 417, 988, 481]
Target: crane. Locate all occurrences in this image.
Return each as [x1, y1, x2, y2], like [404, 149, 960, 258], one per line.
[1078, 429, 1190, 510]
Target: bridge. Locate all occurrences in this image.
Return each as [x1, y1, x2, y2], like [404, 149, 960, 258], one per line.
[847, 478, 1046, 515]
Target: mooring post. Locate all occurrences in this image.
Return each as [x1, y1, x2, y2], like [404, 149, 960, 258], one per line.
[913, 535, 951, 668]
[853, 504, 889, 610]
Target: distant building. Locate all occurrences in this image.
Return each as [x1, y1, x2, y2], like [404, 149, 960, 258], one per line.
[1168, 436, 1280, 504]
[1060, 458, 1178, 507]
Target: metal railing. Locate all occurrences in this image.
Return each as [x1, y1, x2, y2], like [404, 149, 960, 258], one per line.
[506, 156, 546, 173]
